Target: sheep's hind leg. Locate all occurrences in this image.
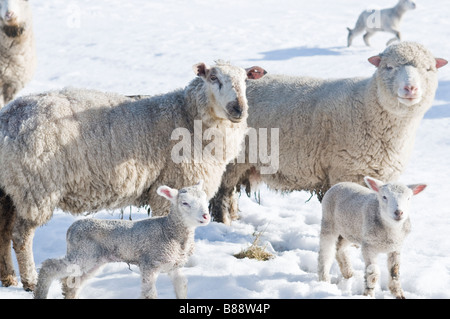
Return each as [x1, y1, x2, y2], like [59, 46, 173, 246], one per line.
[317, 233, 338, 282]
[11, 216, 39, 291]
[0, 192, 18, 287]
[363, 31, 376, 47]
[335, 236, 354, 279]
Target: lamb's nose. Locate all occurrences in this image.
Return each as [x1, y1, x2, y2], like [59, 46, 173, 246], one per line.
[202, 214, 209, 220]
[394, 210, 403, 218]
[404, 85, 418, 95]
[5, 11, 15, 20]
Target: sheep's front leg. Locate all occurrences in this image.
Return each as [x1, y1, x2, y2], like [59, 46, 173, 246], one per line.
[387, 251, 405, 299]
[169, 268, 188, 299]
[362, 246, 379, 297]
[140, 265, 159, 299]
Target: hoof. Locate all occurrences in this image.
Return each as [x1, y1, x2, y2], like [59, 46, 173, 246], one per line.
[1, 275, 18, 287]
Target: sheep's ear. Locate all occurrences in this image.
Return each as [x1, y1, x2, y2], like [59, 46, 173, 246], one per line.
[408, 184, 427, 195]
[246, 66, 267, 80]
[436, 58, 448, 69]
[193, 63, 209, 78]
[157, 186, 178, 202]
[364, 176, 384, 192]
[368, 56, 382, 67]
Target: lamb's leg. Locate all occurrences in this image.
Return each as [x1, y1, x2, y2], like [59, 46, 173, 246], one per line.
[168, 268, 187, 299]
[387, 251, 405, 299]
[61, 262, 103, 299]
[335, 236, 353, 279]
[386, 30, 401, 46]
[34, 258, 74, 299]
[362, 246, 379, 297]
[363, 31, 376, 47]
[317, 233, 338, 282]
[140, 265, 160, 299]
[0, 194, 18, 287]
[11, 217, 38, 291]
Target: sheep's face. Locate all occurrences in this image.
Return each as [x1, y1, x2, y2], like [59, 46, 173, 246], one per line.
[157, 181, 210, 228]
[369, 42, 447, 115]
[365, 176, 426, 227]
[194, 62, 249, 123]
[0, 0, 30, 27]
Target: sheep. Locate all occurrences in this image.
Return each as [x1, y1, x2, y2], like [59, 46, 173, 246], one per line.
[34, 181, 210, 299]
[347, 0, 416, 47]
[209, 42, 447, 225]
[317, 176, 426, 298]
[0, 0, 36, 107]
[0, 60, 262, 291]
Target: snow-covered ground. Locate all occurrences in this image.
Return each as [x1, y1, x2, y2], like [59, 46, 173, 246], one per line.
[1, 0, 449, 299]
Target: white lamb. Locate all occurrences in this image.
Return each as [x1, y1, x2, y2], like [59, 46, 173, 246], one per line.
[0, 61, 262, 291]
[0, 0, 36, 107]
[347, 0, 416, 47]
[34, 181, 209, 299]
[210, 42, 447, 225]
[318, 176, 426, 299]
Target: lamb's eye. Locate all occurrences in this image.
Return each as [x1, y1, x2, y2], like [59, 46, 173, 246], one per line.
[382, 196, 387, 201]
[427, 67, 433, 72]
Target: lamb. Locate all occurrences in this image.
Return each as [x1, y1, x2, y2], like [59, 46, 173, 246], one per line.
[347, 0, 416, 47]
[0, 60, 261, 291]
[0, 0, 36, 107]
[34, 181, 210, 299]
[317, 176, 426, 298]
[210, 42, 447, 225]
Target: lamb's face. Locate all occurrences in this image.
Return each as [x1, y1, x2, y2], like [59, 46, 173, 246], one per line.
[176, 185, 210, 228]
[0, 0, 30, 27]
[194, 62, 249, 123]
[400, 0, 416, 11]
[369, 42, 447, 115]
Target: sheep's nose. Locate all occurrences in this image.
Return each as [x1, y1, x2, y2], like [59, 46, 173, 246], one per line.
[404, 85, 418, 95]
[394, 210, 403, 218]
[5, 11, 15, 20]
[202, 213, 209, 220]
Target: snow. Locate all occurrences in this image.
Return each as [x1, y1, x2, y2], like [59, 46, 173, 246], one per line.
[1, 0, 450, 299]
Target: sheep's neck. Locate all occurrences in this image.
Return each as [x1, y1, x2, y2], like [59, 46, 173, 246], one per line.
[392, 3, 409, 18]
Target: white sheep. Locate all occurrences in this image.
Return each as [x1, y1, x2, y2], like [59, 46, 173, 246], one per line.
[317, 176, 426, 299]
[0, 0, 36, 107]
[347, 0, 416, 47]
[210, 42, 447, 225]
[34, 181, 210, 299]
[0, 60, 261, 291]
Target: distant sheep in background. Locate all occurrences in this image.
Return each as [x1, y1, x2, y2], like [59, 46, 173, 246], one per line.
[210, 42, 447, 225]
[347, 0, 416, 47]
[34, 181, 209, 299]
[0, 0, 36, 107]
[0, 61, 262, 291]
[318, 176, 426, 299]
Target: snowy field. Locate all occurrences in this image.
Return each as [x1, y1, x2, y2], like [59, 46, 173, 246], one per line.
[1, 0, 450, 299]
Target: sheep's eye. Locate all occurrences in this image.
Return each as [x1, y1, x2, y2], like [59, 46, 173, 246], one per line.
[385, 65, 394, 71]
[182, 202, 190, 207]
[427, 67, 433, 72]
[382, 196, 387, 201]
[210, 75, 218, 81]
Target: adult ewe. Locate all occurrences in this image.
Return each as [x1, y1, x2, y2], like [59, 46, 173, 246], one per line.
[210, 42, 447, 225]
[0, 0, 36, 107]
[0, 61, 258, 291]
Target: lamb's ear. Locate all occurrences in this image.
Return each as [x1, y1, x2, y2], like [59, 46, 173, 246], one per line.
[246, 66, 267, 80]
[193, 63, 209, 78]
[368, 56, 382, 68]
[196, 180, 204, 189]
[157, 186, 178, 202]
[436, 58, 448, 69]
[364, 176, 384, 192]
[408, 184, 427, 196]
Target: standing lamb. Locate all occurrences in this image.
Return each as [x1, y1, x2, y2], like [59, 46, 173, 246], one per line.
[317, 176, 426, 299]
[34, 181, 209, 299]
[210, 42, 447, 225]
[0, 0, 36, 107]
[347, 0, 416, 47]
[0, 60, 261, 291]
